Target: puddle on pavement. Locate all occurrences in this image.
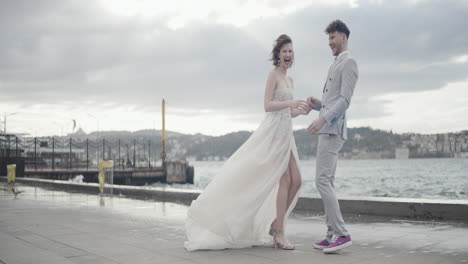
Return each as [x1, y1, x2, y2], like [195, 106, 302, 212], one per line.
[0, 183, 188, 223]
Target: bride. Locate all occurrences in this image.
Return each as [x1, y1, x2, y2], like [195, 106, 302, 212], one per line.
[185, 34, 310, 251]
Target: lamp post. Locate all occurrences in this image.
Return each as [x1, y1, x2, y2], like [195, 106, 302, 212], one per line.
[87, 113, 100, 140]
[3, 112, 18, 135]
[87, 113, 100, 165]
[160, 99, 166, 168]
[2, 112, 18, 156]
[52, 121, 65, 138]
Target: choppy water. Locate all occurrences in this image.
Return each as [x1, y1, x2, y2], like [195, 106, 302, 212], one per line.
[154, 158, 468, 200]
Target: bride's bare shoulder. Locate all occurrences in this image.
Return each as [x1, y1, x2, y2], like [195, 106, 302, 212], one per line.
[288, 76, 294, 87]
[268, 69, 278, 78]
[267, 69, 279, 83]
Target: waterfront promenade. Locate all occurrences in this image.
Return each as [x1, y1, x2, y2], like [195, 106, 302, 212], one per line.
[1, 184, 467, 264]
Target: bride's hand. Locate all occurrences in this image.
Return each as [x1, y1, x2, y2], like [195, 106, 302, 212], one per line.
[298, 105, 312, 115]
[289, 100, 308, 110]
[293, 104, 311, 115]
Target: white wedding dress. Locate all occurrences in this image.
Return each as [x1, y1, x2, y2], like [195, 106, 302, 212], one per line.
[184, 81, 302, 251]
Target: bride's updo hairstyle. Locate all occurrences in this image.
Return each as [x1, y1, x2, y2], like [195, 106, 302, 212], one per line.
[270, 34, 293, 67]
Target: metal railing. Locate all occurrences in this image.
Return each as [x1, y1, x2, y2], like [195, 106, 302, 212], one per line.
[0, 135, 163, 171]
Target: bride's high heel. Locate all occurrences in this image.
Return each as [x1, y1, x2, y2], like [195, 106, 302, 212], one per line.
[272, 229, 295, 250]
[268, 219, 277, 236]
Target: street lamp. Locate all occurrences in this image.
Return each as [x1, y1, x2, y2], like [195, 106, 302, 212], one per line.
[1, 112, 18, 156]
[52, 121, 65, 138]
[87, 113, 100, 139]
[3, 112, 18, 135]
[87, 113, 100, 164]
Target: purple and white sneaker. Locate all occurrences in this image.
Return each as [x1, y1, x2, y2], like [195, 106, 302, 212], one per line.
[313, 239, 331, 249]
[323, 235, 352, 253]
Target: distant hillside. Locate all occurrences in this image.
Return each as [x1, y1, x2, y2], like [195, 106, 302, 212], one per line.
[72, 129, 184, 139]
[62, 127, 467, 160]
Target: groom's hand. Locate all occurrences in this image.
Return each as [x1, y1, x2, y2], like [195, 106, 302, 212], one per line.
[307, 116, 326, 135]
[306, 96, 317, 109]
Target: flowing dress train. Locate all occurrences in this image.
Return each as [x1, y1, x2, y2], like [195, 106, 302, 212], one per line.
[184, 83, 302, 251]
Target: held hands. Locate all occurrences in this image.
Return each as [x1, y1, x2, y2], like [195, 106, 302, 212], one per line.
[297, 106, 311, 115]
[289, 100, 311, 116]
[289, 100, 308, 109]
[305, 95, 325, 134]
[307, 116, 326, 135]
[306, 96, 318, 109]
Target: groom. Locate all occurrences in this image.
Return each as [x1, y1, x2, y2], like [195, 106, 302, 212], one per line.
[306, 19, 358, 253]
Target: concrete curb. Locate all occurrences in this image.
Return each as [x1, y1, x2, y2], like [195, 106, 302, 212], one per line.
[2, 177, 468, 221]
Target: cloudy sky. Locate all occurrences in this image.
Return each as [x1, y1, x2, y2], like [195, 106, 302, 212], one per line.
[1, 0, 467, 137]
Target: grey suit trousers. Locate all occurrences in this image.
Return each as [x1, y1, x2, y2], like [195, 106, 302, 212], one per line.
[316, 134, 348, 239]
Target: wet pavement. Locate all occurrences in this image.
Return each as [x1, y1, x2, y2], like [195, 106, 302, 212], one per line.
[1, 184, 467, 264]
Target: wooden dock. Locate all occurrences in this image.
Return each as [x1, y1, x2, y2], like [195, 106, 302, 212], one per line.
[23, 160, 194, 186]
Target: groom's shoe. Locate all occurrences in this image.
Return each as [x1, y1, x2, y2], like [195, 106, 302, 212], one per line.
[313, 239, 331, 250]
[323, 235, 352, 253]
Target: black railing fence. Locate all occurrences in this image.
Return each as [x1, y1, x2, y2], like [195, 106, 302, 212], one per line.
[0, 135, 163, 171]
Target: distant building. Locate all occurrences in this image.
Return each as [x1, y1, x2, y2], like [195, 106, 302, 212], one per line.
[395, 147, 409, 159]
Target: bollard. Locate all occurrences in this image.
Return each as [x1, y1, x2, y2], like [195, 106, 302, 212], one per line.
[7, 164, 16, 192]
[98, 160, 114, 195]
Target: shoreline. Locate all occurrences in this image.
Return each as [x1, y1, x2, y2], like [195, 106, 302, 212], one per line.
[2, 177, 467, 223]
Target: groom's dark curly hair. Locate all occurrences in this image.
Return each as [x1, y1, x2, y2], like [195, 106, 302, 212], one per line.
[325, 20, 350, 39]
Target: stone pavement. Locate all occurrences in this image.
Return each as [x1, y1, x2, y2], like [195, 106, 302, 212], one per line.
[0, 185, 467, 264]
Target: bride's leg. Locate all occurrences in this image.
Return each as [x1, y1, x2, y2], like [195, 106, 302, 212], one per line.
[287, 152, 302, 207]
[274, 152, 302, 247]
[272, 157, 296, 249]
[272, 152, 302, 229]
[274, 169, 291, 232]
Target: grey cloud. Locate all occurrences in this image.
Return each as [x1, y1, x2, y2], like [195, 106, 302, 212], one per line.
[1, 0, 467, 125]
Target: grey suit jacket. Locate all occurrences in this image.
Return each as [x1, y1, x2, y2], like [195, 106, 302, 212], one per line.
[313, 52, 359, 140]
